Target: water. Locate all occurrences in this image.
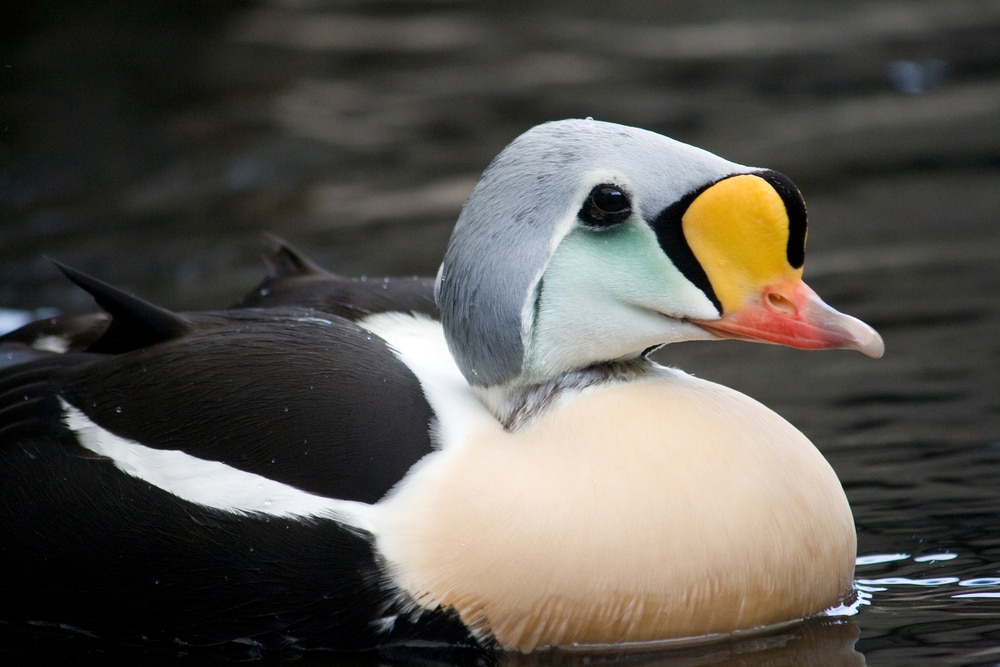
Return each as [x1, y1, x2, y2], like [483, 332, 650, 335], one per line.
[3, 1, 1000, 664]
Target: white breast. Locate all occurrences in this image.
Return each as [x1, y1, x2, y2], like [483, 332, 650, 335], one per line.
[371, 364, 856, 651]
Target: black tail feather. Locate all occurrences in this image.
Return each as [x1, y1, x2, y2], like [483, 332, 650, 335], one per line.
[50, 260, 192, 353]
[261, 235, 336, 280]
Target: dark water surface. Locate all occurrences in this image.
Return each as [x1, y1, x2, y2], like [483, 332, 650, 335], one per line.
[3, 1, 1000, 665]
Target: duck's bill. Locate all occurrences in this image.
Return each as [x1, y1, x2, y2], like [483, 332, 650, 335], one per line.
[691, 279, 885, 359]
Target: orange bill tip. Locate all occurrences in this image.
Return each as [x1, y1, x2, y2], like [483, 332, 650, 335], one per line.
[691, 279, 884, 359]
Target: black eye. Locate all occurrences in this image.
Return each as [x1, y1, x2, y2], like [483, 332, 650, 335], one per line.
[579, 184, 631, 228]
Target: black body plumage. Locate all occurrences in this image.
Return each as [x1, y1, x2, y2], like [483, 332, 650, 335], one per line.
[0, 245, 474, 650]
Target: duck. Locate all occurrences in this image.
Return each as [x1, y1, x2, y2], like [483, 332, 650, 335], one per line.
[0, 118, 883, 654]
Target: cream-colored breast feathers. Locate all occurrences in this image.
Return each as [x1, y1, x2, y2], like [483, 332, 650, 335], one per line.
[374, 367, 856, 652]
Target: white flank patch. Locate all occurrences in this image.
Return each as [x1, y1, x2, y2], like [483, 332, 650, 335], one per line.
[59, 399, 374, 530]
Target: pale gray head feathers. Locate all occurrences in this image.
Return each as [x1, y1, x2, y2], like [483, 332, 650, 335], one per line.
[435, 118, 752, 387]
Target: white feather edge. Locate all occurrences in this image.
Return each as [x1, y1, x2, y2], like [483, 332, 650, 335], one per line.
[56, 312, 487, 543]
[56, 313, 472, 531]
[58, 397, 376, 531]
[358, 311, 493, 453]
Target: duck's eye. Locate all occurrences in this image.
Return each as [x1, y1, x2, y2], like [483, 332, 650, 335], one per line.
[579, 184, 631, 228]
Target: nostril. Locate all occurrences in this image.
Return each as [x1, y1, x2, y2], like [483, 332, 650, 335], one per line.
[766, 291, 797, 316]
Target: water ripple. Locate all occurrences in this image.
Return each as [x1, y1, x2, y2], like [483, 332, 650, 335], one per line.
[857, 552, 1000, 601]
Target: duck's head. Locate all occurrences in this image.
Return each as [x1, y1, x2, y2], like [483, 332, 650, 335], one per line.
[435, 119, 883, 389]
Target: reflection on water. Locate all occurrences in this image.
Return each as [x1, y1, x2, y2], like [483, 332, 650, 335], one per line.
[0, 618, 865, 667]
[856, 551, 1000, 666]
[3, 0, 1000, 665]
[495, 619, 864, 667]
[845, 438, 1000, 666]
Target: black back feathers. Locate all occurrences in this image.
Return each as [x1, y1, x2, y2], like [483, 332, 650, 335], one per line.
[236, 239, 439, 319]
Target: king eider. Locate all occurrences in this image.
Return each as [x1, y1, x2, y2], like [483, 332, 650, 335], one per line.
[0, 119, 883, 654]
